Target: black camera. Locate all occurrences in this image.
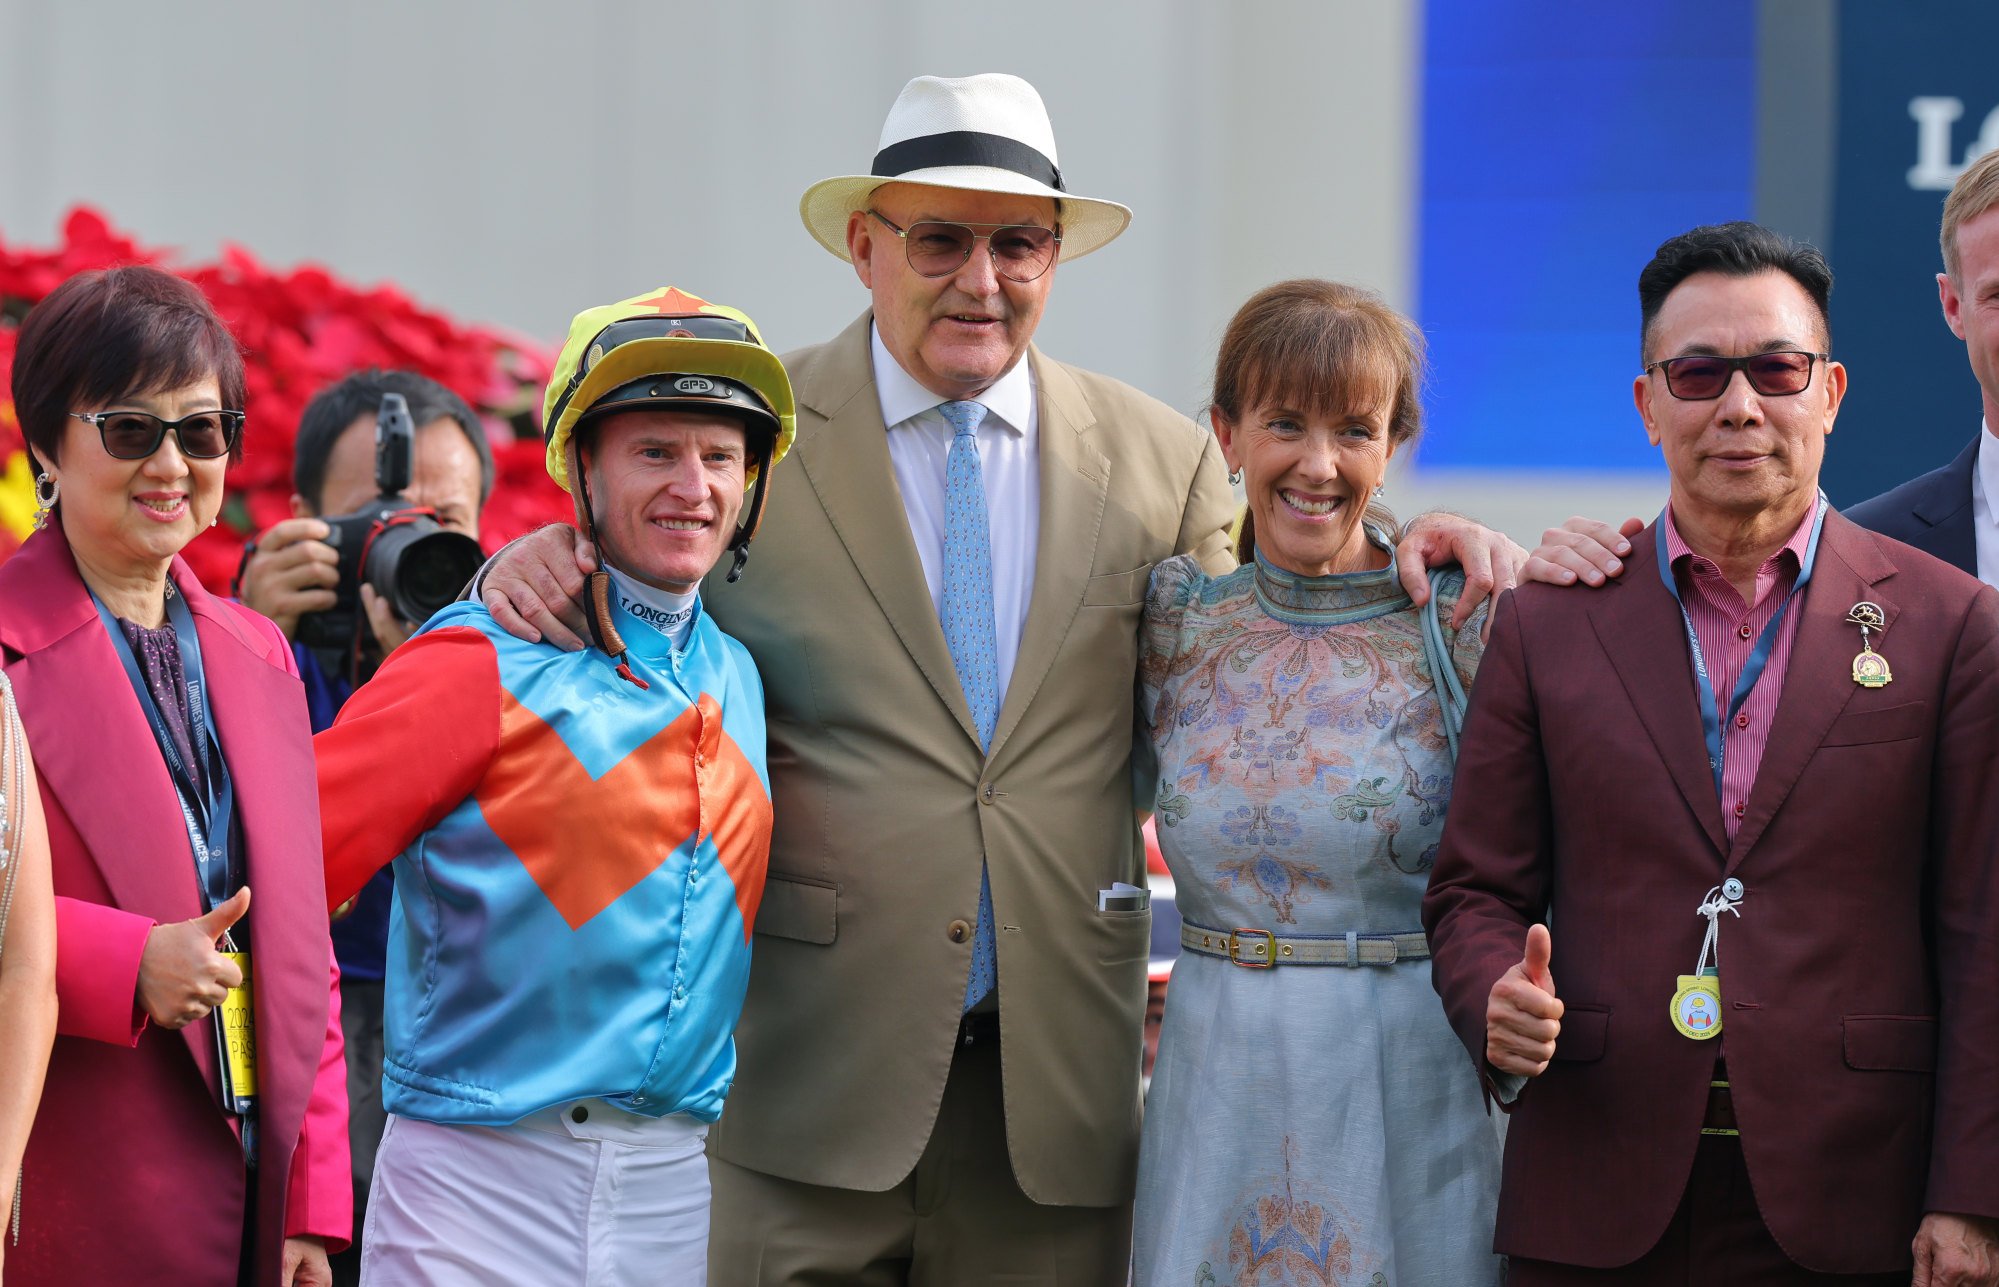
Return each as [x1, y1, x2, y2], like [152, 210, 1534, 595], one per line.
[295, 393, 485, 663]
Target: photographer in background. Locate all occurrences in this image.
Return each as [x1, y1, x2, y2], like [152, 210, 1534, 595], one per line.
[241, 370, 491, 681]
[237, 368, 492, 1287]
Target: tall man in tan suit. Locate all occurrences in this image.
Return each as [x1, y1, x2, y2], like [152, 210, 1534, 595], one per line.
[482, 73, 1533, 1284]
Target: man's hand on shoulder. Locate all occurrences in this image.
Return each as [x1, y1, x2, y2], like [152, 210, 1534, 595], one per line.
[1913, 1212, 1999, 1286]
[1523, 516, 1643, 589]
[480, 523, 597, 651]
[238, 517, 339, 641]
[1397, 511, 1527, 630]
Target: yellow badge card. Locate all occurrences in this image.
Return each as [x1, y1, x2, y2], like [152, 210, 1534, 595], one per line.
[1670, 973, 1723, 1040]
[220, 952, 259, 1098]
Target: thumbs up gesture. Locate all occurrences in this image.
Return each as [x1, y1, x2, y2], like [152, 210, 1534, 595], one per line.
[1486, 922, 1564, 1077]
[136, 887, 251, 1030]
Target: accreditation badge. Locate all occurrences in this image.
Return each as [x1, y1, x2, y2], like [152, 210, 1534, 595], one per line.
[218, 950, 259, 1106]
[1673, 882, 1743, 1040]
[1670, 971, 1723, 1040]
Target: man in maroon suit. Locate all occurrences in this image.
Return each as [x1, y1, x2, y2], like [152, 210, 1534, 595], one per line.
[1424, 222, 1999, 1285]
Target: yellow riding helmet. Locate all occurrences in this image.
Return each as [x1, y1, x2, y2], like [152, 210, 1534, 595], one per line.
[542, 287, 797, 582]
[543, 286, 796, 491]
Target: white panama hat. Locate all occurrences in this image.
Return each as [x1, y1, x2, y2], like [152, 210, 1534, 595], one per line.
[800, 73, 1132, 264]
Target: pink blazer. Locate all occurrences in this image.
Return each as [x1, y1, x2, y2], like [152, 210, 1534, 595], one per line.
[0, 525, 350, 1285]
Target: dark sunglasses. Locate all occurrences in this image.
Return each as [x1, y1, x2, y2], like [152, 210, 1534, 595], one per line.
[1645, 351, 1829, 401]
[70, 409, 244, 460]
[867, 210, 1061, 283]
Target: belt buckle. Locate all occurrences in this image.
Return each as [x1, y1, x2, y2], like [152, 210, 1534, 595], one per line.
[1228, 927, 1276, 968]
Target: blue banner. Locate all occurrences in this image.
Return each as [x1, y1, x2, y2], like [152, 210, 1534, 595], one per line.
[1418, 2, 1755, 472]
[1820, 1, 1999, 504]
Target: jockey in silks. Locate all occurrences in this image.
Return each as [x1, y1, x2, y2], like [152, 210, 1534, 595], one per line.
[315, 288, 793, 1286]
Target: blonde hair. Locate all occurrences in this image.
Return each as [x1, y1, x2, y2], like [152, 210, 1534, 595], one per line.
[1942, 149, 1999, 279]
[1208, 279, 1425, 564]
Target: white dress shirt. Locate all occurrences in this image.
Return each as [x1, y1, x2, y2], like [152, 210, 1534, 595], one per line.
[1971, 419, 1999, 589]
[871, 324, 1041, 705]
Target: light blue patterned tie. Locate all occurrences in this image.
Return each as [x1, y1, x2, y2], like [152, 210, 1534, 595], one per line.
[939, 399, 999, 1011]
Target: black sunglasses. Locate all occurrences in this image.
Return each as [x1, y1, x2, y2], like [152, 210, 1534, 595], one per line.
[70, 409, 244, 460]
[1645, 351, 1829, 401]
[866, 210, 1061, 283]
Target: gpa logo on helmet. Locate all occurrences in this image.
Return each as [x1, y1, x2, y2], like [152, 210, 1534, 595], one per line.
[674, 376, 716, 395]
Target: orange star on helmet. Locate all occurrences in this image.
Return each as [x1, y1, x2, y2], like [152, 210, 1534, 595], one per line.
[627, 287, 716, 317]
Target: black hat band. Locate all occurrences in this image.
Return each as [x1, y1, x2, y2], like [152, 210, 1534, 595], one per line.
[871, 130, 1064, 193]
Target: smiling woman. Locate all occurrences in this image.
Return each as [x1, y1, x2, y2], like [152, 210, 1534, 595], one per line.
[1208, 279, 1425, 577]
[0, 265, 351, 1284]
[14, 271, 245, 622]
[1131, 278, 1505, 1287]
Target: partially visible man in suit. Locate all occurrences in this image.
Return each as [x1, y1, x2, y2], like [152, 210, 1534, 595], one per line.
[481, 74, 1541, 1284]
[1425, 221, 1999, 1284]
[1845, 147, 1999, 581]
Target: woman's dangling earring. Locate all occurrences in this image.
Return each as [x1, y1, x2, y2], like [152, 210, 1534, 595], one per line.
[1228, 467, 1242, 486]
[31, 473, 59, 531]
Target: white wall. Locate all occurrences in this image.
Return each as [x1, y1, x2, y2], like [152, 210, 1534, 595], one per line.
[1, 1, 1414, 406]
[0, 0, 1656, 541]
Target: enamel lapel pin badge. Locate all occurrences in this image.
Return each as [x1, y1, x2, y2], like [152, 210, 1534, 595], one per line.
[1846, 602, 1892, 688]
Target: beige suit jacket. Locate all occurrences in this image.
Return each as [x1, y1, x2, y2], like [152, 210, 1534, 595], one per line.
[703, 312, 1234, 1205]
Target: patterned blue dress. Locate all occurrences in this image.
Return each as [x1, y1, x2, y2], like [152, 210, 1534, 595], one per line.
[1132, 543, 1503, 1287]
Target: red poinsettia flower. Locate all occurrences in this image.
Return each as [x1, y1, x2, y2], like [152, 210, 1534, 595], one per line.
[0, 206, 572, 589]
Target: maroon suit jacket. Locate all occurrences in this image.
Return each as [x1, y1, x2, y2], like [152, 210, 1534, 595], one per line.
[0, 526, 350, 1285]
[1423, 510, 1999, 1274]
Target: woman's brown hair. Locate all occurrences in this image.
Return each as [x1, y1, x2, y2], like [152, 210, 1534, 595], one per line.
[11, 266, 246, 477]
[1209, 279, 1426, 564]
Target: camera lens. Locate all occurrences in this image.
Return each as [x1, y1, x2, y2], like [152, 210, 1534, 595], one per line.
[395, 533, 485, 619]
[363, 515, 485, 628]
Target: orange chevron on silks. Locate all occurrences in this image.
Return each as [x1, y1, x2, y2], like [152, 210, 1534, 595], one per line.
[313, 593, 773, 1129]
[692, 698, 775, 941]
[478, 690, 771, 933]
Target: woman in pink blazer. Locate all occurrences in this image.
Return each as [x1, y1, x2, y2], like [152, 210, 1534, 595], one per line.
[0, 267, 349, 1285]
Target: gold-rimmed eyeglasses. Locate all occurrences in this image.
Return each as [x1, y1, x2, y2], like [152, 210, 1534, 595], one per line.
[867, 210, 1061, 283]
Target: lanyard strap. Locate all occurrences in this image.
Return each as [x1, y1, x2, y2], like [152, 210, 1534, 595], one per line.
[1693, 884, 1742, 975]
[1654, 496, 1828, 799]
[91, 585, 238, 912]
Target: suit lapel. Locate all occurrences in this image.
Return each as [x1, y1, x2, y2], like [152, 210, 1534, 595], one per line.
[1586, 524, 1729, 858]
[1725, 514, 1893, 871]
[1907, 437, 1979, 576]
[180, 567, 324, 1161]
[792, 313, 982, 745]
[0, 530, 213, 1082]
[989, 350, 1109, 759]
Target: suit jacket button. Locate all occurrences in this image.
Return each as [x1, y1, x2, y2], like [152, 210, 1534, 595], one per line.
[948, 919, 972, 943]
[980, 783, 995, 804]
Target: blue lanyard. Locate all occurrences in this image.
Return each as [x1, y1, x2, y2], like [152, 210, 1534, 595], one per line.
[91, 584, 238, 912]
[1655, 496, 1826, 800]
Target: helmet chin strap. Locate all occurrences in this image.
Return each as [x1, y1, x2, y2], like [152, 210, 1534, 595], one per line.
[571, 451, 649, 690]
[725, 440, 776, 584]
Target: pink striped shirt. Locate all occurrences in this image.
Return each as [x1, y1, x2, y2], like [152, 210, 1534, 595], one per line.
[1662, 500, 1821, 842]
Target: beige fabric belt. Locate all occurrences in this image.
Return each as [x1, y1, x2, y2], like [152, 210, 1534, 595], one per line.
[1179, 922, 1431, 968]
